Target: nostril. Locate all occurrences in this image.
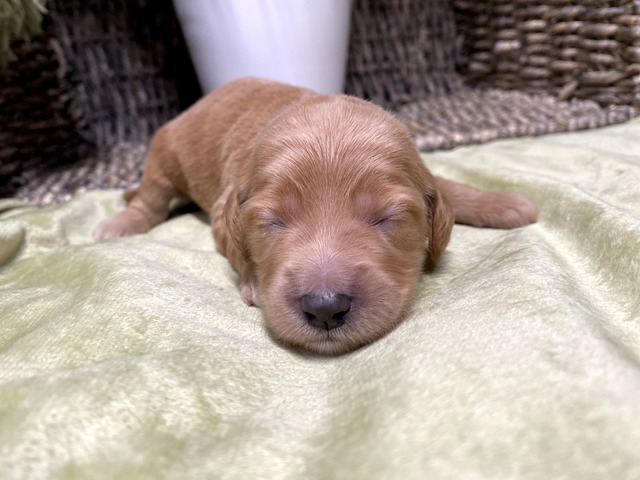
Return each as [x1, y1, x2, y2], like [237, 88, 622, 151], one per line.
[300, 293, 351, 330]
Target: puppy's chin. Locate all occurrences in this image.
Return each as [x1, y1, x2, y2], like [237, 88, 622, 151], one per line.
[263, 310, 400, 356]
[273, 333, 372, 356]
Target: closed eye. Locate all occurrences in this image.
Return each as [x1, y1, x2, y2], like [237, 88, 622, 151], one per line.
[370, 209, 406, 229]
[370, 200, 421, 230]
[255, 209, 286, 231]
[261, 219, 286, 231]
[372, 216, 392, 227]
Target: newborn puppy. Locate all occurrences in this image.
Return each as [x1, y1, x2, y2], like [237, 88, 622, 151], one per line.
[95, 77, 536, 354]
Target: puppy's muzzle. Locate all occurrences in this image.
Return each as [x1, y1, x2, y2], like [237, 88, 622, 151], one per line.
[300, 293, 351, 331]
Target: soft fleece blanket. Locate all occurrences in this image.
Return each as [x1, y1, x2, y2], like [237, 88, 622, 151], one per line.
[1, 119, 640, 480]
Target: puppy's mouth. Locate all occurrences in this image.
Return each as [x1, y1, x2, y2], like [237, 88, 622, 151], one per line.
[260, 291, 363, 355]
[261, 264, 410, 355]
[273, 296, 398, 355]
[287, 323, 360, 356]
[264, 294, 404, 355]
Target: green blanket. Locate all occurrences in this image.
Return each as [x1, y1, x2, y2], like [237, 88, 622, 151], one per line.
[2, 119, 640, 479]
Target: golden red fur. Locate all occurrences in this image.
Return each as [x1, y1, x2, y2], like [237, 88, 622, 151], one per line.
[95, 77, 536, 354]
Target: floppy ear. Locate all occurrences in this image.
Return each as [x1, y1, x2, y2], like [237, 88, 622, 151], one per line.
[212, 186, 260, 306]
[424, 184, 454, 261]
[212, 186, 249, 265]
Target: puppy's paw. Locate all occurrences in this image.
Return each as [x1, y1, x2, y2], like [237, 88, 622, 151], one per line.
[240, 278, 260, 307]
[93, 210, 153, 241]
[484, 192, 537, 229]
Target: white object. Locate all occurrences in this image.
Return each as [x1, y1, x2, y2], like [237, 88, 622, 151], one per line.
[173, 0, 353, 94]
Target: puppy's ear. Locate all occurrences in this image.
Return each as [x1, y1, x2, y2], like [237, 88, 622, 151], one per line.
[213, 188, 260, 306]
[212, 186, 249, 263]
[424, 185, 454, 261]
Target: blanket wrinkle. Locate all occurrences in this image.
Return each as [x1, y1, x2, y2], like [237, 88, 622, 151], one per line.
[2, 120, 640, 479]
[0, 224, 26, 269]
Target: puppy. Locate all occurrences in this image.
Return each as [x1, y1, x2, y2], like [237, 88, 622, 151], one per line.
[94, 77, 536, 355]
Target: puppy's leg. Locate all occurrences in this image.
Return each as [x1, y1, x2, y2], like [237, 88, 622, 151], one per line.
[94, 130, 181, 240]
[434, 177, 537, 229]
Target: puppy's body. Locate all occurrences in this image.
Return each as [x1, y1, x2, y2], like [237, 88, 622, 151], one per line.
[95, 77, 536, 354]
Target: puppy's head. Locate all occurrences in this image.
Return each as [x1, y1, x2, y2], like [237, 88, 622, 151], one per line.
[227, 96, 453, 354]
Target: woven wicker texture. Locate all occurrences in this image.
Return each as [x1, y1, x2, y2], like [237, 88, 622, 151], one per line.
[0, 0, 46, 67]
[345, 0, 465, 108]
[1, 0, 199, 204]
[2, 0, 639, 204]
[345, 0, 639, 151]
[456, 0, 640, 108]
[397, 88, 636, 151]
[49, 0, 194, 146]
[0, 24, 90, 200]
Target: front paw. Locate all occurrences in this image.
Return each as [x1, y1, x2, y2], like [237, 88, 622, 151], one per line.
[93, 210, 153, 240]
[240, 278, 260, 307]
[490, 192, 537, 229]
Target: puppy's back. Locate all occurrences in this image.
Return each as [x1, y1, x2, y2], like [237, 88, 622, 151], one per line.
[158, 77, 315, 209]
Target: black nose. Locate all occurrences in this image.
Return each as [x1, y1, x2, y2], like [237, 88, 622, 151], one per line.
[300, 293, 351, 330]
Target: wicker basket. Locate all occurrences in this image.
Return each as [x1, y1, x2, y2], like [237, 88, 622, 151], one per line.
[457, 0, 640, 108]
[345, 0, 639, 150]
[1, 0, 639, 204]
[0, 0, 199, 203]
